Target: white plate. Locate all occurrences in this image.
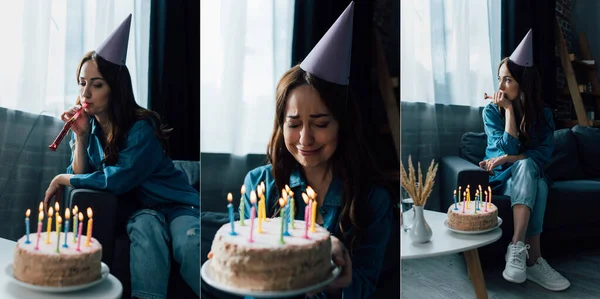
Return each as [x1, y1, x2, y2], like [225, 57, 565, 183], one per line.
[5, 262, 109, 293]
[201, 259, 341, 298]
[444, 217, 503, 235]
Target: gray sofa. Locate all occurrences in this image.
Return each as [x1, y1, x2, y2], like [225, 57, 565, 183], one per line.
[440, 125, 600, 264]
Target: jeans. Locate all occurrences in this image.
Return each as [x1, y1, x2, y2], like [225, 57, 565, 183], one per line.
[127, 206, 200, 299]
[502, 158, 548, 237]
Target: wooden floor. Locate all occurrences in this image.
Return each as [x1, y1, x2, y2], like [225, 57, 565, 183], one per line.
[401, 248, 600, 299]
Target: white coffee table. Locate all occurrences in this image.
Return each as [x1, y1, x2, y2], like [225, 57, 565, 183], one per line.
[402, 209, 502, 299]
[0, 238, 122, 299]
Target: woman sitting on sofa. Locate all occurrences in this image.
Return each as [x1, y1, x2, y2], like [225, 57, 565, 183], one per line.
[479, 29, 569, 291]
[42, 15, 200, 299]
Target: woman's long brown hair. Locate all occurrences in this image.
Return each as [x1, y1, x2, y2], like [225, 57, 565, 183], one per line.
[75, 51, 172, 166]
[267, 64, 383, 251]
[498, 57, 551, 146]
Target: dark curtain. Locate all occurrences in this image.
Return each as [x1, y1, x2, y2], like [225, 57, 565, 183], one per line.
[148, 0, 200, 161]
[501, 0, 556, 109]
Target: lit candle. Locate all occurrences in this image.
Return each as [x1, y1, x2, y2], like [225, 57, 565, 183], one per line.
[279, 198, 285, 244]
[302, 193, 310, 239]
[484, 191, 488, 212]
[474, 191, 478, 215]
[260, 182, 268, 222]
[475, 190, 479, 211]
[282, 195, 290, 237]
[46, 207, 53, 244]
[289, 189, 295, 229]
[63, 208, 70, 248]
[458, 186, 462, 202]
[72, 205, 78, 243]
[239, 185, 246, 226]
[25, 209, 31, 244]
[35, 211, 43, 250]
[488, 186, 492, 208]
[85, 208, 93, 247]
[253, 190, 263, 233]
[453, 190, 457, 210]
[76, 212, 83, 251]
[248, 192, 257, 243]
[227, 193, 237, 236]
[56, 215, 62, 253]
[462, 192, 466, 213]
[54, 202, 60, 233]
[466, 187, 470, 209]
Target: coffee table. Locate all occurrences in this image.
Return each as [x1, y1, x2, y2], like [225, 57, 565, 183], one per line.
[0, 238, 122, 299]
[402, 209, 502, 299]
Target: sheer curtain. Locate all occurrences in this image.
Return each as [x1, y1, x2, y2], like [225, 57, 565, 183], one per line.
[400, 0, 501, 210]
[0, 0, 150, 118]
[200, 0, 295, 155]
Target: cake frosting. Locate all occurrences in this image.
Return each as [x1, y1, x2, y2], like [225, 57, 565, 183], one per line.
[447, 201, 498, 231]
[13, 232, 102, 286]
[209, 217, 333, 291]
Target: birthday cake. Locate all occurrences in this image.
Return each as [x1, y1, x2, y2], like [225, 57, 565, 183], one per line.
[447, 201, 498, 231]
[13, 232, 102, 286]
[209, 217, 333, 291]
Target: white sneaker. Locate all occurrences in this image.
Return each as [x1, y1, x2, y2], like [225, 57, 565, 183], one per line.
[526, 257, 571, 291]
[503, 241, 530, 283]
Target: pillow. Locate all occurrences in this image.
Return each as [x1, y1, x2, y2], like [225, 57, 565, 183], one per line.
[459, 132, 487, 165]
[572, 125, 600, 177]
[545, 128, 585, 181]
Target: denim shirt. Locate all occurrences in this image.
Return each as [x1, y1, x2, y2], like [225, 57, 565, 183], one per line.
[241, 164, 393, 299]
[66, 117, 199, 207]
[482, 103, 555, 192]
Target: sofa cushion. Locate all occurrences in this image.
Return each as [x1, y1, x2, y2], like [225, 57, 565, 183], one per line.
[459, 132, 487, 165]
[572, 125, 600, 178]
[545, 128, 585, 181]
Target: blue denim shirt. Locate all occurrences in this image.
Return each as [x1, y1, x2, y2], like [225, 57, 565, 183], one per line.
[482, 103, 555, 192]
[241, 164, 392, 299]
[66, 117, 199, 207]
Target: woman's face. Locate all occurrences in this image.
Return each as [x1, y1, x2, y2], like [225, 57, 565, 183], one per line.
[283, 85, 339, 170]
[498, 62, 519, 101]
[79, 60, 111, 116]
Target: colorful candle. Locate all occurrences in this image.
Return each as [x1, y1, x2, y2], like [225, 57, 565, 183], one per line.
[488, 186, 492, 208]
[63, 208, 70, 248]
[289, 190, 295, 229]
[475, 190, 479, 211]
[46, 207, 53, 244]
[282, 190, 290, 236]
[260, 182, 268, 222]
[453, 190, 457, 210]
[239, 185, 246, 226]
[302, 193, 310, 239]
[25, 209, 31, 244]
[253, 190, 263, 233]
[56, 215, 62, 253]
[249, 192, 257, 243]
[72, 205, 78, 243]
[54, 202, 60, 233]
[85, 208, 93, 246]
[484, 191, 488, 212]
[462, 192, 466, 213]
[310, 199, 317, 233]
[458, 186, 462, 202]
[279, 198, 285, 244]
[227, 193, 237, 236]
[35, 211, 43, 250]
[76, 212, 84, 251]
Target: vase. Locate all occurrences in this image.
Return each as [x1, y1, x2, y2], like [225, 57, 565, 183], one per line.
[408, 205, 432, 243]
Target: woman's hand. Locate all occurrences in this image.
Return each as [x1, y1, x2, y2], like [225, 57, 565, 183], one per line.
[306, 236, 352, 298]
[61, 103, 90, 137]
[493, 91, 512, 109]
[479, 155, 508, 174]
[44, 174, 72, 212]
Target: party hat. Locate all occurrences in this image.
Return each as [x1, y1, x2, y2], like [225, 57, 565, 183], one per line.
[509, 29, 533, 67]
[300, 2, 354, 85]
[96, 14, 132, 66]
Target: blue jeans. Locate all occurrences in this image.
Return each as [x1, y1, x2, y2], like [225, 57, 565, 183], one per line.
[127, 206, 200, 299]
[502, 158, 548, 237]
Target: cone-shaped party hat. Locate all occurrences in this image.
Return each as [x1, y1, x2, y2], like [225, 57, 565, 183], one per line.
[96, 14, 132, 66]
[509, 29, 533, 67]
[300, 2, 354, 85]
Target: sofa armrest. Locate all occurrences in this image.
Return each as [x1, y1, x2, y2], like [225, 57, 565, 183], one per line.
[439, 156, 489, 212]
[67, 187, 119, 268]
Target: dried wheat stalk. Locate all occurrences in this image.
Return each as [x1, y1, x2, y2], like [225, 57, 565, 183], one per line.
[400, 156, 439, 206]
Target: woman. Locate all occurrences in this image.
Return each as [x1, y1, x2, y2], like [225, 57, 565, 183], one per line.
[43, 15, 199, 299]
[479, 29, 569, 291]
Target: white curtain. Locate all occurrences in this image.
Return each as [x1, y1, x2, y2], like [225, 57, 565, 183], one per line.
[0, 0, 150, 118]
[400, 0, 501, 106]
[200, 0, 295, 155]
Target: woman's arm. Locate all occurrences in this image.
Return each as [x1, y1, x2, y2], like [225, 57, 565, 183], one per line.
[66, 132, 90, 174]
[504, 106, 519, 139]
[483, 104, 521, 156]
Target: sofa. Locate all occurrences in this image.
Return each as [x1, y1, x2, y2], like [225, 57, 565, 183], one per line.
[440, 125, 600, 265]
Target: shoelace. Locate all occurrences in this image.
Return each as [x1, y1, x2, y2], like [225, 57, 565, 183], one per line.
[510, 244, 530, 265]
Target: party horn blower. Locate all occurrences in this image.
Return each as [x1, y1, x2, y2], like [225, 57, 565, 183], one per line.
[49, 103, 89, 151]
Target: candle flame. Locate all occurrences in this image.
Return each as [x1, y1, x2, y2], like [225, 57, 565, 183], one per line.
[478, 184, 482, 189]
[38, 202, 43, 211]
[87, 207, 93, 218]
[79, 212, 83, 221]
[302, 193, 309, 204]
[250, 191, 257, 203]
[26, 209, 30, 217]
[55, 201, 59, 212]
[306, 186, 316, 199]
[260, 181, 265, 190]
[453, 190, 456, 195]
[463, 191, 466, 196]
[278, 197, 285, 207]
[227, 192, 233, 202]
[484, 190, 488, 195]
[57, 215, 62, 224]
[39, 211, 44, 220]
[285, 184, 291, 192]
[48, 207, 54, 216]
[73, 205, 78, 213]
[467, 184, 470, 188]
[241, 185, 246, 194]
[282, 189, 288, 199]
[65, 208, 70, 219]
